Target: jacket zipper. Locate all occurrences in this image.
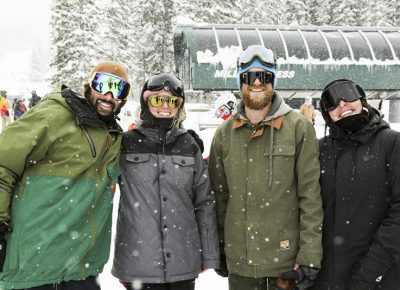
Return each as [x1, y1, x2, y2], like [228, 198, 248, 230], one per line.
[81, 125, 97, 158]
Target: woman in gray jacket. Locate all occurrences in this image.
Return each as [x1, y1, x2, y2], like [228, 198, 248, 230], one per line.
[112, 73, 220, 290]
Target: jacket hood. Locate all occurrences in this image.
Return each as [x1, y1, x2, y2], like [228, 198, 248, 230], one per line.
[46, 85, 122, 132]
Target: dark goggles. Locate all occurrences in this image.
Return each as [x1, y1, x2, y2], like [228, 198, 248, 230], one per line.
[148, 95, 183, 109]
[90, 72, 130, 100]
[240, 71, 273, 85]
[146, 73, 184, 98]
[321, 81, 364, 111]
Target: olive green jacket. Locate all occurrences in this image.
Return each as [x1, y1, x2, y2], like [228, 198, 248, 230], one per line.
[0, 87, 122, 289]
[209, 95, 323, 277]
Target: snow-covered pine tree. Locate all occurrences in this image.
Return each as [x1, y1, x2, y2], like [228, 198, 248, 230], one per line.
[176, 0, 241, 24]
[362, 0, 392, 26]
[238, 0, 283, 25]
[130, 0, 175, 88]
[307, 0, 330, 25]
[50, 0, 102, 91]
[384, 0, 400, 26]
[286, 0, 309, 25]
[104, 0, 137, 82]
[327, 0, 359, 26]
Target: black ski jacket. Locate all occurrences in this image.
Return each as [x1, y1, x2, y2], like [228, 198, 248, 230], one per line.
[311, 115, 400, 290]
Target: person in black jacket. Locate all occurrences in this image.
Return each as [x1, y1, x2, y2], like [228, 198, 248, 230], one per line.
[112, 73, 219, 290]
[311, 79, 400, 290]
[28, 90, 41, 108]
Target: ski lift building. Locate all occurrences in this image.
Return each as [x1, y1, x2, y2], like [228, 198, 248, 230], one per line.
[173, 24, 400, 102]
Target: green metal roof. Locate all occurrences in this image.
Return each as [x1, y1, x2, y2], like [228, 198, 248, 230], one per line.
[173, 24, 400, 95]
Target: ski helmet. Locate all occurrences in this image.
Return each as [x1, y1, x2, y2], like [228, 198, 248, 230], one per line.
[320, 79, 367, 124]
[214, 93, 238, 119]
[237, 45, 278, 89]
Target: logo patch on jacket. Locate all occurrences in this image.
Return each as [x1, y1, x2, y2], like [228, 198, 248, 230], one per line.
[280, 240, 290, 250]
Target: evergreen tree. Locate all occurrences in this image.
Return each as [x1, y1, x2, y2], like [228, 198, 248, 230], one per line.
[104, 0, 137, 81]
[177, 0, 241, 24]
[364, 0, 392, 26]
[238, 0, 283, 25]
[286, 0, 309, 25]
[50, 0, 102, 91]
[327, 0, 359, 26]
[307, 0, 330, 25]
[129, 0, 175, 87]
[386, 0, 400, 26]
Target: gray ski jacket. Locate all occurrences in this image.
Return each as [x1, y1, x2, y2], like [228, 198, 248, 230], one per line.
[112, 125, 220, 283]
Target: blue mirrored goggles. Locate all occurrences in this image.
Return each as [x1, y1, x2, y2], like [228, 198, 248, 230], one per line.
[237, 46, 276, 70]
[90, 72, 130, 100]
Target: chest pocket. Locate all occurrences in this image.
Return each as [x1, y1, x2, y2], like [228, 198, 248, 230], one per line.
[266, 144, 296, 182]
[172, 155, 195, 190]
[125, 153, 155, 184]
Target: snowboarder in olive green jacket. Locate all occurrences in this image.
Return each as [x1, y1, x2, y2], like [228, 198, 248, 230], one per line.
[209, 45, 323, 290]
[0, 61, 131, 289]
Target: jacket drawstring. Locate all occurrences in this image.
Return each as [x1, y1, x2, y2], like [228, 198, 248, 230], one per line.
[268, 119, 275, 189]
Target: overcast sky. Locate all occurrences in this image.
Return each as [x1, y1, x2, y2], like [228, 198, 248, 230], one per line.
[0, 0, 51, 57]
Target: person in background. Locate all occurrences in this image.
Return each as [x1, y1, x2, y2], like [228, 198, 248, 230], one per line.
[112, 72, 219, 290]
[11, 98, 18, 118]
[311, 79, 400, 290]
[0, 92, 11, 131]
[0, 61, 131, 290]
[208, 45, 323, 290]
[13, 98, 27, 120]
[127, 107, 141, 131]
[378, 99, 385, 119]
[28, 90, 41, 108]
[215, 93, 238, 120]
[299, 97, 316, 125]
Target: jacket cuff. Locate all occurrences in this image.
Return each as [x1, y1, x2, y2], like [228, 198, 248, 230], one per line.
[202, 258, 220, 270]
[296, 250, 322, 269]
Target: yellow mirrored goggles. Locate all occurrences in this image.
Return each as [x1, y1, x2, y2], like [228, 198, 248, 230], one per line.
[147, 95, 183, 109]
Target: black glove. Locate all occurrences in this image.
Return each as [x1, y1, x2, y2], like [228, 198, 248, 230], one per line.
[0, 222, 8, 272]
[215, 253, 228, 277]
[187, 129, 204, 154]
[280, 265, 320, 290]
[347, 244, 394, 290]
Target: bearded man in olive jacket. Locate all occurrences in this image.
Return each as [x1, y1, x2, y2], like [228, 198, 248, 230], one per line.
[209, 45, 323, 290]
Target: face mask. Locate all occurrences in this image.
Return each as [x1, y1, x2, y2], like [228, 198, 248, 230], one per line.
[334, 109, 370, 133]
